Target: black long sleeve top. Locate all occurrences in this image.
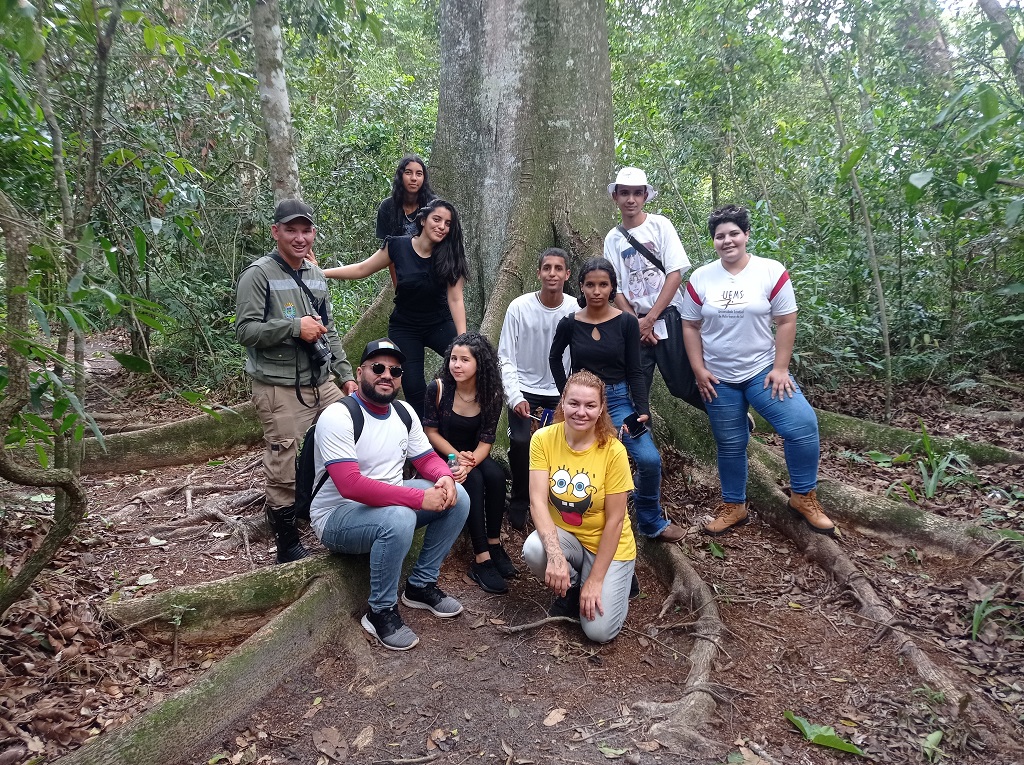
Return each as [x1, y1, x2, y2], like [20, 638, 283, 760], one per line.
[548, 312, 650, 417]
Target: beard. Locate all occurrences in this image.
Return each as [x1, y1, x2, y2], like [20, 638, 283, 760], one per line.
[360, 377, 399, 405]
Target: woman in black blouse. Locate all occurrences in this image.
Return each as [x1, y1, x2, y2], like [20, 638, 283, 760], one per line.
[549, 257, 683, 542]
[375, 155, 437, 241]
[423, 332, 513, 594]
[324, 199, 468, 417]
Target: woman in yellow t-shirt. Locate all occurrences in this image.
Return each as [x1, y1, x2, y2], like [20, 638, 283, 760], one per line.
[525, 370, 636, 643]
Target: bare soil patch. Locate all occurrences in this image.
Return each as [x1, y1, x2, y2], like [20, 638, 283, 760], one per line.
[1, 368, 1022, 764]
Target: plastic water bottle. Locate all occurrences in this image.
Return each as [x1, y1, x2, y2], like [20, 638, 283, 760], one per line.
[447, 453, 458, 472]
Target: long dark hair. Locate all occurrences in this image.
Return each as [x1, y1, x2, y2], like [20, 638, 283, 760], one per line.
[389, 155, 435, 233]
[437, 332, 503, 429]
[576, 257, 618, 308]
[415, 198, 469, 286]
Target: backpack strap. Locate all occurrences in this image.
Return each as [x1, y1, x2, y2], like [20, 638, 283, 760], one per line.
[393, 400, 414, 434]
[340, 395, 365, 442]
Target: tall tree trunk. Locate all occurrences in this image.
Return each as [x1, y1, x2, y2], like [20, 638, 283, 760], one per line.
[251, 0, 302, 201]
[977, 0, 1024, 99]
[430, 0, 615, 337]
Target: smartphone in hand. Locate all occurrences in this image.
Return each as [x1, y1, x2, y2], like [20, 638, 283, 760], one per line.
[622, 411, 648, 439]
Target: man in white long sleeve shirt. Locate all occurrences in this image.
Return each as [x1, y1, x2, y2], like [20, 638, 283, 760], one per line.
[497, 248, 576, 529]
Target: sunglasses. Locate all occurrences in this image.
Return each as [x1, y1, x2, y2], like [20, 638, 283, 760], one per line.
[366, 362, 404, 377]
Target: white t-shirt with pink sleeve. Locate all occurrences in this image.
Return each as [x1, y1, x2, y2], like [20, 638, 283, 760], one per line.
[680, 255, 797, 383]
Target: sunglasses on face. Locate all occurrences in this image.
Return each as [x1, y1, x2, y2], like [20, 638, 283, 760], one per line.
[366, 362, 404, 377]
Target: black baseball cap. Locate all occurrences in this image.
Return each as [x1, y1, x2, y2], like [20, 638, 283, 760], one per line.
[360, 338, 407, 364]
[273, 199, 315, 225]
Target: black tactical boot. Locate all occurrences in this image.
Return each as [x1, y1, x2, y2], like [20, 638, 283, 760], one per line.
[267, 504, 310, 563]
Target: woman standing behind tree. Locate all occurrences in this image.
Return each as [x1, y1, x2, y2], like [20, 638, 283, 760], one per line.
[323, 199, 469, 418]
[375, 156, 437, 288]
[423, 332, 514, 595]
[376, 155, 437, 241]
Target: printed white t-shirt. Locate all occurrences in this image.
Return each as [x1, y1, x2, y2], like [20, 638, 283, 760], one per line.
[681, 254, 797, 383]
[603, 213, 691, 339]
[308, 397, 432, 536]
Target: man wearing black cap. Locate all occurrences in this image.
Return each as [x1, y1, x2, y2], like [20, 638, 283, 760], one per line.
[309, 338, 469, 651]
[236, 199, 358, 563]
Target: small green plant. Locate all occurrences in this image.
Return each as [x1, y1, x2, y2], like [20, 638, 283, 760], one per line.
[913, 420, 976, 500]
[912, 685, 946, 706]
[922, 730, 944, 762]
[971, 592, 1001, 641]
[784, 711, 865, 755]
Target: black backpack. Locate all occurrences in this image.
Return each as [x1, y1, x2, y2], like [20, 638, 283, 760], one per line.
[294, 397, 414, 521]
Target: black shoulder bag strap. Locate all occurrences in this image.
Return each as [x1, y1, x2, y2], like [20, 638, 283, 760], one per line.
[269, 254, 329, 407]
[617, 225, 666, 274]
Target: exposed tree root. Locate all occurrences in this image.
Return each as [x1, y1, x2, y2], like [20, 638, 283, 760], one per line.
[497, 615, 581, 633]
[631, 541, 724, 757]
[651, 385, 1024, 758]
[811, 408, 1023, 465]
[946, 405, 1024, 424]
[54, 557, 371, 765]
[78, 403, 263, 474]
[102, 553, 344, 644]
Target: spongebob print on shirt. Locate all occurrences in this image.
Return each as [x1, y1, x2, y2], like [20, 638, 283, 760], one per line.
[548, 466, 594, 526]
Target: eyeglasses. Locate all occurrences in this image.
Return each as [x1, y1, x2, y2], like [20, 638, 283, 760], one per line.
[366, 362, 404, 377]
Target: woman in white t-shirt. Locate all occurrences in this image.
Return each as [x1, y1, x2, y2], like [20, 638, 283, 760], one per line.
[681, 205, 835, 537]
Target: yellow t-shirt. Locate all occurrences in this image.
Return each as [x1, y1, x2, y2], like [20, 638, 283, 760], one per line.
[529, 422, 636, 561]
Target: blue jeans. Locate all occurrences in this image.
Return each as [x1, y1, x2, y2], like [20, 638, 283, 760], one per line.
[318, 480, 471, 612]
[705, 365, 820, 503]
[605, 381, 667, 538]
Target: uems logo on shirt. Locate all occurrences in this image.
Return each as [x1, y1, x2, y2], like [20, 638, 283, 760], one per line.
[719, 289, 745, 309]
[284, 302, 296, 319]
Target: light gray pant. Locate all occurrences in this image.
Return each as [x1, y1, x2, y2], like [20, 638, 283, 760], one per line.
[523, 528, 635, 643]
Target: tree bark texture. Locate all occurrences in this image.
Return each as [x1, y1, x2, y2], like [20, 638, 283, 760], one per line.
[977, 0, 1024, 99]
[251, 0, 302, 201]
[431, 0, 616, 338]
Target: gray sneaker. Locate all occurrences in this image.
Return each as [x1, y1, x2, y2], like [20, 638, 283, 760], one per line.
[401, 581, 464, 617]
[361, 606, 419, 651]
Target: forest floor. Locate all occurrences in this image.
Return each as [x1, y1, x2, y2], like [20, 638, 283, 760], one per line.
[1, 343, 1023, 765]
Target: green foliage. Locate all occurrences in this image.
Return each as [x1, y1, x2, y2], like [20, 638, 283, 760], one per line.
[971, 590, 1001, 641]
[784, 710, 866, 756]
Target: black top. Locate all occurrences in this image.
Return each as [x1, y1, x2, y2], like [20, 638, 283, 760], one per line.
[549, 312, 650, 416]
[387, 236, 451, 327]
[423, 379, 499, 445]
[375, 197, 421, 241]
[445, 411, 482, 452]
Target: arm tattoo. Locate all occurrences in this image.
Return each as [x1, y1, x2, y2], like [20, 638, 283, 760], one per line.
[541, 529, 565, 562]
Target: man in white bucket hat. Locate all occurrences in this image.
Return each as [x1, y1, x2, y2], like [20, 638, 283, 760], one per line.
[604, 167, 704, 414]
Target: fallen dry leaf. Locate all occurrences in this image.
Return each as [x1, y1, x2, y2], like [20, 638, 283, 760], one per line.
[352, 725, 373, 752]
[543, 708, 568, 726]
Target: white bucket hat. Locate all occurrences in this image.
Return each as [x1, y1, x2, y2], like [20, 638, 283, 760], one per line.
[607, 167, 657, 201]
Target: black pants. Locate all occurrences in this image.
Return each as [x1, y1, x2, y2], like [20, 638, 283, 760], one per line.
[640, 306, 706, 412]
[462, 456, 507, 554]
[507, 392, 561, 509]
[388, 319, 458, 419]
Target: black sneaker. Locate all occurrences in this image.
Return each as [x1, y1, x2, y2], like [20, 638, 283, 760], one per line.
[361, 606, 419, 651]
[401, 581, 464, 617]
[548, 584, 581, 618]
[507, 500, 529, 531]
[488, 543, 519, 579]
[469, 559, 508, 594]
[629, 573, 640, 600]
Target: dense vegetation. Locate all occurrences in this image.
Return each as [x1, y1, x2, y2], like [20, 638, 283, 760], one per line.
[1, 0, 1022, 399]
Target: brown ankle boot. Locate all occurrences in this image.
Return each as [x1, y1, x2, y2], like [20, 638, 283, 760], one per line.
[702, 502, 749, 536]
[788, 490, 835, 535]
